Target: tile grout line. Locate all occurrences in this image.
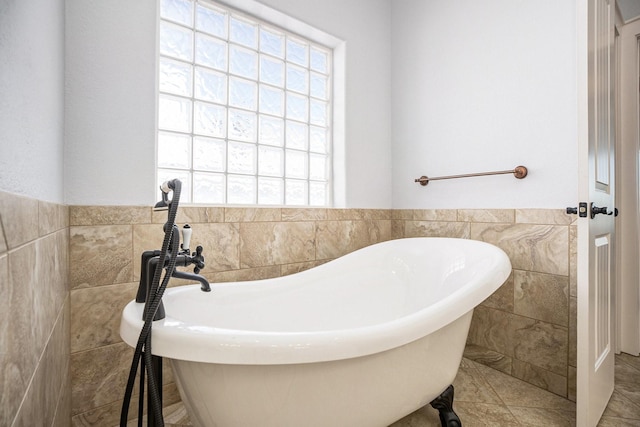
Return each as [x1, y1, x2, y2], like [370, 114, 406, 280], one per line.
[468, 358, 574, 423]
[615, 355, 640, 377]
[466, 359, 511, 411]
[0, 210, 8, 254]
[9, 294, 69, 427]
[601, 386, 640, 419]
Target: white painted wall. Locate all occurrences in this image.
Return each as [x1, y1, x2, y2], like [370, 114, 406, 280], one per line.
[57, 0, 583, 208]
[65, 0, 157, 206]
[0, 0, 65, 203]
[391, 0, 578, 209]
[64, 0, 393, 207]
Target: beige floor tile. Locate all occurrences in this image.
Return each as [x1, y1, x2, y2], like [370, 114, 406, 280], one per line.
[602, 391, 640, 420]
[452, 365, 504, 405]
[614, 380, 640, 408]
[472, 360, 575, 411]
[454, 402, 520, 426]
[614, 358, 640, 408]
[126, 402, 191, 427]
[615, 357, 640, 385]
[389, 405, 442, 427]
[508, 406, 576, 426]
[597, 416, 640, 426]
[163, 402, 191, 424]
[616, 353, 640, 373]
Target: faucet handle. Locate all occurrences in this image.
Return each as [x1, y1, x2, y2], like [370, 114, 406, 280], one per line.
[181, 224, 192, 253]
[192, 245, 205, 274]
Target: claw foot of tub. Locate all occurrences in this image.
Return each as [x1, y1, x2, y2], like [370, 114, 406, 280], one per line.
[430, 384, 462, 427]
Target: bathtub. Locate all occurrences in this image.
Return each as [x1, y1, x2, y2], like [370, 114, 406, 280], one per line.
[121, 237, 511, 427]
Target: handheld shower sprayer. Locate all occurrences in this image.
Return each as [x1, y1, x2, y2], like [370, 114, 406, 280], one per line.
[153, 181, 174, 211]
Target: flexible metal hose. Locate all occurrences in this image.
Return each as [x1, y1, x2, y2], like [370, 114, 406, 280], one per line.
[121, 179, 182, 426]
[145, 225, 180, 424]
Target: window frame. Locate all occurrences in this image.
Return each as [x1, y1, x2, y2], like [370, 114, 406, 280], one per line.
[156, 0, 342, 207]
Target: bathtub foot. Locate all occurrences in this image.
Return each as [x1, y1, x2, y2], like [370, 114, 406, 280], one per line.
[430, 385, 462, 427]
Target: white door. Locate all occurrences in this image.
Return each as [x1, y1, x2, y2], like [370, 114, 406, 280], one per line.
[577, 0, 616, 425]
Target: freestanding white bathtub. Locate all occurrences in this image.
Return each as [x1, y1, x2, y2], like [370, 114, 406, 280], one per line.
[121, 237, 511, 427]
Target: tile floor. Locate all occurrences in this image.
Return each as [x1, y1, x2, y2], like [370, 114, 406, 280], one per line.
[129, 355, 640, 427]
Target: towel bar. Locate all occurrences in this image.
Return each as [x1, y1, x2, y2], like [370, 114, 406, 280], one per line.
[414, 166, 528, 186]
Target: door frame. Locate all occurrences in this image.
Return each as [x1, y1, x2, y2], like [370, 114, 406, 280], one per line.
[616, 13, 640, 356]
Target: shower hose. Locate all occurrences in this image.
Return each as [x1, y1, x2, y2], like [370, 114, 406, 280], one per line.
[120, 179, 182, 427]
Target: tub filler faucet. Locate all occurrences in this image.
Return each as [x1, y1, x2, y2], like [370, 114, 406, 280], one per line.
[122, 179, 214, 427]
[136, 223, 211, 321]
[172, 245, 211, 291]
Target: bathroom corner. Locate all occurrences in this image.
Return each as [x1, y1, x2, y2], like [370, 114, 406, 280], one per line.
[394, 207, 577, 400]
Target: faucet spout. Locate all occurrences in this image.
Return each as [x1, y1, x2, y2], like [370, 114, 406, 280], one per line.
[172, 270, 211, 292]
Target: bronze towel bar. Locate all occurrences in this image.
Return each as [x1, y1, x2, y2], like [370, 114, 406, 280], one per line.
[414, 166, 528, 186]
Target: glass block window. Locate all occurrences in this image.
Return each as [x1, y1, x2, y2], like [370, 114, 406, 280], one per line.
[157, 0, 332, 206]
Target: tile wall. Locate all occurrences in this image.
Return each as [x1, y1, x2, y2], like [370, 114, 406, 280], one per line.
[0, 191, 70, 426]
[68, 206, 393, 424]
[395, 208, 577, 401]
[68, 205, 576, 424]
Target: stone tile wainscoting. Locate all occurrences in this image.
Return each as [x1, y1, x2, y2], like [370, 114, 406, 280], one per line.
[68, 206, 576, 424]
[0, 191, 71, 426]
[68, 206, 394, 425]
[395, 209, 577, 401]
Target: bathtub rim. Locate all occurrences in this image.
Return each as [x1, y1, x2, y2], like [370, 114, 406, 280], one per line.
[120, 237, 512, 365]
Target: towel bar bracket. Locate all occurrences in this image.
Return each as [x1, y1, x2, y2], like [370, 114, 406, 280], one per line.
[513, 166, 528, 179]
